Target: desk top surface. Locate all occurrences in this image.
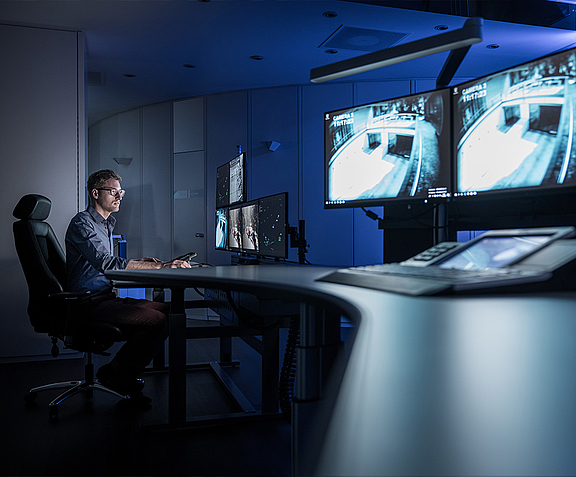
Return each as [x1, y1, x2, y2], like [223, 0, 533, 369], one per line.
[107, 265, 576, 476]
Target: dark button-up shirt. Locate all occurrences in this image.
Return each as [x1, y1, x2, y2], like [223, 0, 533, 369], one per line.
[65, 206, 129, 294]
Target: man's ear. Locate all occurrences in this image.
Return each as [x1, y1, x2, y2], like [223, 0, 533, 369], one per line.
[91, 189, 99, 201]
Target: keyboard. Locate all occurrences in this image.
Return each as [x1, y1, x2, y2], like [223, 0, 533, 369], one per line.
[317, 263, 551, 296]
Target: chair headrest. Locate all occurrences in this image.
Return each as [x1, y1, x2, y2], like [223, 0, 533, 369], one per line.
[13, 194, 52, 221]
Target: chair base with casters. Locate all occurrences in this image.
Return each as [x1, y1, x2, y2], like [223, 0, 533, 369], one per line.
[24, 351, 129, 420]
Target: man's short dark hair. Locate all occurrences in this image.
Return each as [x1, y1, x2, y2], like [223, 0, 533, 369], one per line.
[87, 169, 122, 205]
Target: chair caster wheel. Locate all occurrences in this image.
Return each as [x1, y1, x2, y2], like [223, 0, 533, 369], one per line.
[49, 406, 58, 420]
[24, 392, 38, 404]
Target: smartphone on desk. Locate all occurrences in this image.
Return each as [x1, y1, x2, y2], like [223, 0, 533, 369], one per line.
[172, 251, 197, 264]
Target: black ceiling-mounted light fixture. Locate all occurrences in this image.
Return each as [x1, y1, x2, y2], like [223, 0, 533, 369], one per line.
[310, 17, 483, 88]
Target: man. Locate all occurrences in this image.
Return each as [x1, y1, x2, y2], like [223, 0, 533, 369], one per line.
[66, 169, 190, 404]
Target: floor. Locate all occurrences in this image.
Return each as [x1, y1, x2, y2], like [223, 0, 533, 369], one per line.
[0, 333, 293, 476]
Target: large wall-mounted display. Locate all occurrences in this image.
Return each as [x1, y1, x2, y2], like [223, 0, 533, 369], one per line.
[452, 47, 576, 200]
[324, 88, 452, 208]
[323, 47, 576, 211]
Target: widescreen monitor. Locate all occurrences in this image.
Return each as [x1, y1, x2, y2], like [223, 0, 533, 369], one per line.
[452, 47, 576, 200]
[324, 88, 451, 208]
[216, 152, 245, 207]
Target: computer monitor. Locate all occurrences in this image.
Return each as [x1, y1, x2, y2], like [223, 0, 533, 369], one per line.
[241, 201, 259, 252]
[215, 192, 289, 259]
[216, 152, 245, 207]
[452, 46, 576, 200]
[324, 88, 452, 208]
[215, 207, 228, 250]
[258, 192, 288, 259]
[228, 206, 243, 251]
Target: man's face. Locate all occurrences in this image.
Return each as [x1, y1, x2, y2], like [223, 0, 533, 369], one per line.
[92, 178, 123, 217]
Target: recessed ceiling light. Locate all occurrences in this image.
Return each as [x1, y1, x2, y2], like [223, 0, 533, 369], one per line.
[183, 64, 196, 68]
[435, 25, 449, 31]
[486, 43, 500, 49]
[123, 74, 136, 78]
[323, 11, 337, 18]
[250, 55, 264, 60]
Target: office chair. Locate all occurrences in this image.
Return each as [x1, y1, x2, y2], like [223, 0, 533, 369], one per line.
[13, 194, 129, 420]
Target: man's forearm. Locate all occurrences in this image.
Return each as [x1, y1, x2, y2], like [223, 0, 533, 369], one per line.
[125, 258, 163, 270]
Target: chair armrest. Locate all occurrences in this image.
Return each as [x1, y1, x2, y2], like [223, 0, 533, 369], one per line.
[111, 280, 149, 288]
[48, 291, 91, 302]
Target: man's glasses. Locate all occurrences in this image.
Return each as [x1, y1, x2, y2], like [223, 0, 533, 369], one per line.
[97, 188, 125, 198]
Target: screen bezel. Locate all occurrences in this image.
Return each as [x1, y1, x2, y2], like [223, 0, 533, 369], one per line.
[323, 87, 452, 209]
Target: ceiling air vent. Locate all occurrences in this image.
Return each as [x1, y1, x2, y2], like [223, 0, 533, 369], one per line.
[320, 25, 410, 52]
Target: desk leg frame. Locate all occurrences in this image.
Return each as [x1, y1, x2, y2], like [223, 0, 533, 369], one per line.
[292, 303, 341, 476]
[149, 287, 283, 430]
[168, 287, 187, 423]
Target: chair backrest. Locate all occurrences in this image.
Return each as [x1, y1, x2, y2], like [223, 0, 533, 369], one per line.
[13, 194, 67, 333]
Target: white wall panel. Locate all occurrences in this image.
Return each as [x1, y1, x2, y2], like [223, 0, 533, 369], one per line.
[174, 97, 204, 153]
[143, 103, 173, 261]
[0, 24, 83, 359]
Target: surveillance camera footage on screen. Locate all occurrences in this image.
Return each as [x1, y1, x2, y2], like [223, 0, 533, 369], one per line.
[452, 47, 576, 198]
[324, 89, 451, 208]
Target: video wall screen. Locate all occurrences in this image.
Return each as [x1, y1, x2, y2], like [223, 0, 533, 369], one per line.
[324, 88, 452, 208]
[258, 192, 288, 259]
[216, 162, 230, 208]
[241, 201, 259, 252]
[215, 208, 228, 250]
[452, 47, 576, 199]
[215, 192, 288, 259]
[216, 152, 245, 207]
[228, 206, 242, 251]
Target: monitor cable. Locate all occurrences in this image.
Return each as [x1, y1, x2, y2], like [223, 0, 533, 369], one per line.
[279, 315, 299, 422]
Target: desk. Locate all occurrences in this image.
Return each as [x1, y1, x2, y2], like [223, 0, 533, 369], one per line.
[107, 266, 576, 476]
